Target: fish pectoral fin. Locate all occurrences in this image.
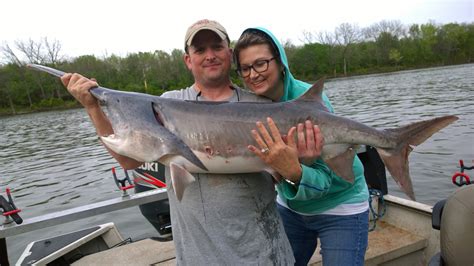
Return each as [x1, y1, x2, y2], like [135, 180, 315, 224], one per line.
[170, 162, 196, 202]
[152, 103, 208, 172]
[324, 146, 357, 183]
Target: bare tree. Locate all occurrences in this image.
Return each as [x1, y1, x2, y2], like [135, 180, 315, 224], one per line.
[15, 39, 46, 64]
[299, 30, 316, 44]
[360, 20, 406, 66]
[1, 37, 65, 100]
[15, 39, 49, 98]
[378, 20, 406, 39]
[335, 23, 361, 76]
[363, 20, 406, 41]
[316, 31, 335, 45]
[2, 38, 64, 65]
[43, 37, 63, 64]
[1, 43, 22, 65]
[42, 37, 64, 98]
[316, 31, 339, 77]
[336, 23, 361, 45]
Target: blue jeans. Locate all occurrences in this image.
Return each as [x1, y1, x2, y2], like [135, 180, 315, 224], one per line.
[277, 204, 369, 266]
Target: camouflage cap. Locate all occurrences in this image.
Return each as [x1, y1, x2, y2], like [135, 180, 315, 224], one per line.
[184, 19, 229, 50]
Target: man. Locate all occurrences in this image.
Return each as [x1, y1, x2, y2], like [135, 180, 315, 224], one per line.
[61, 19, 295, 265]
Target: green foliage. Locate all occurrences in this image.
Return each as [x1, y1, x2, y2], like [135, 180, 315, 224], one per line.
[33, 98, 64, 109]
[0, 21, 472, 114]
[289, 43, 331, 80]
[389, 49, 403, 65]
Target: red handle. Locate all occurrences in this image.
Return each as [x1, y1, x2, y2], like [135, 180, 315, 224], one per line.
[119, 184, 135, 191]
[452, 172, 471, 186]
[2, 209, 21, 216]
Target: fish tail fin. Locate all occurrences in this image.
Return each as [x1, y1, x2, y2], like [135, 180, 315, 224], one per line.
[376, 115, 458, 200]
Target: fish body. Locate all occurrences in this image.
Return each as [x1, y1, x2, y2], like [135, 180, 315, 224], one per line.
[27, 64, 458, 201]
[91, 87, 382, 170]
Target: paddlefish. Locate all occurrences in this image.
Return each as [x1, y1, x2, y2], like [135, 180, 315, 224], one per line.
[27, 64, 458, 201]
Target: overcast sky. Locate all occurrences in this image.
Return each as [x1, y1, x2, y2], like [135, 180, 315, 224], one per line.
[1, 0, 472, 59]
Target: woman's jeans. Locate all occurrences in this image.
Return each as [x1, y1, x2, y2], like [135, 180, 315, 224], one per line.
[277, 204, 369, 266]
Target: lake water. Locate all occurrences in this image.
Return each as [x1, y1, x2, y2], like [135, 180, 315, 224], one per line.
[1, 64, 473, 263]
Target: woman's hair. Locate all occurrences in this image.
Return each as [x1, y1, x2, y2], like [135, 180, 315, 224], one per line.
[233, 29, 281, 69]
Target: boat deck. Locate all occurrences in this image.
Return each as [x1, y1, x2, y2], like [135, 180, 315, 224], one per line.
[7, 193, 437, 265]
[73, 220, 428, 265]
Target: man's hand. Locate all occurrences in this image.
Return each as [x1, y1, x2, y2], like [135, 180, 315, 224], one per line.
[61, 73, 99, 109]
[61, 73, 142, 170]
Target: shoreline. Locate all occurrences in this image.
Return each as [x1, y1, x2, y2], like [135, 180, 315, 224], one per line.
[0, 104, 82, 118]
[2, 63, 472, 117]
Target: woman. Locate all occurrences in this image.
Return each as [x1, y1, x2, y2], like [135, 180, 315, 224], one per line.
[234, 27, 370, 265]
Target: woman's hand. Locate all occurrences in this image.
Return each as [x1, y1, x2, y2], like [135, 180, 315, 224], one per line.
[295, 120, 323, 166]
[248, 117, 302, 183]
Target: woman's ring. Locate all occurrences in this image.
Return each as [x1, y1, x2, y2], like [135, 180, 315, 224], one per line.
[261, 147, 270, 154]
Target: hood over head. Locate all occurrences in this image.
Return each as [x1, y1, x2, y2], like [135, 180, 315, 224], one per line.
[236, 27, 333, 110]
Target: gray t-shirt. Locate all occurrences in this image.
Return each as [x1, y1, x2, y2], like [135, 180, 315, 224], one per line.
[161, 85, 294, 265]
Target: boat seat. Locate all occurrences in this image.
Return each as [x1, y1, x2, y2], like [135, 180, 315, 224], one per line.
[429, 185, 474, 266]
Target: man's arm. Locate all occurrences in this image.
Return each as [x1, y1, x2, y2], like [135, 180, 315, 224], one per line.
[61, 73, 142, 169]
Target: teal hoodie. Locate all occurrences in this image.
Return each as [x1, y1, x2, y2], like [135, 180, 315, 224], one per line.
[246, 27, 369, 214]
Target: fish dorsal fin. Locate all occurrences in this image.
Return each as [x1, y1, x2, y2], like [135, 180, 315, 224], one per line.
[295, 78, 325, 102]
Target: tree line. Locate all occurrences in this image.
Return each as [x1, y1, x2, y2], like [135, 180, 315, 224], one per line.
[1, 20, 472, 115]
